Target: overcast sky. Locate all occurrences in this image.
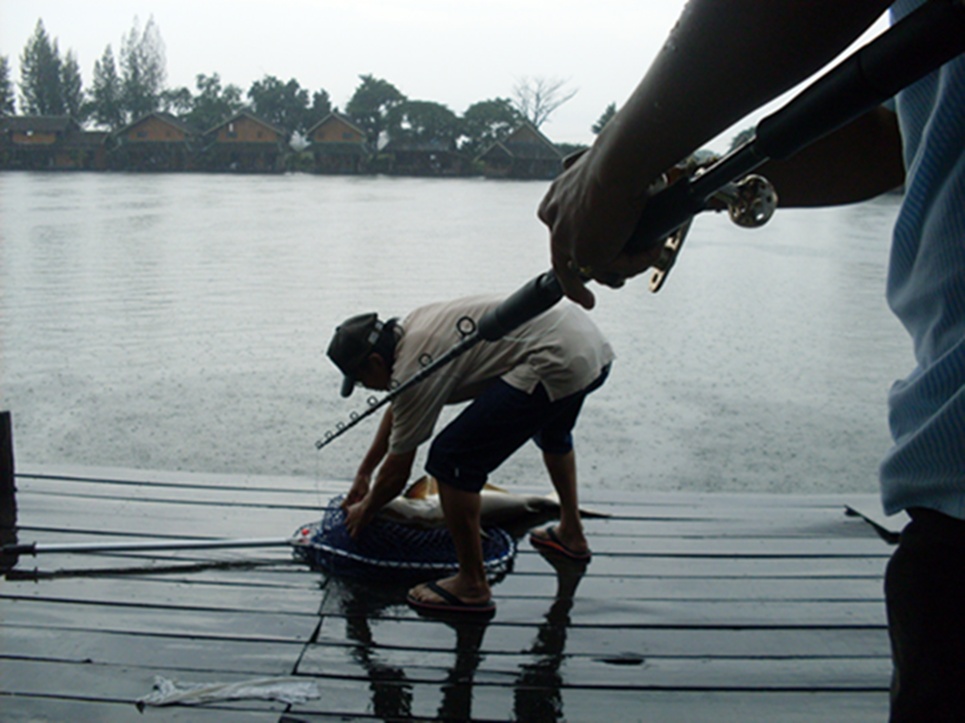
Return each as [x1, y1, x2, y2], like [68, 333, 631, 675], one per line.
[1, 1, 889, 150]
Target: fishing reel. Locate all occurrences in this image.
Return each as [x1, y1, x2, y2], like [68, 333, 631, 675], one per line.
[648, 160, 777, 292]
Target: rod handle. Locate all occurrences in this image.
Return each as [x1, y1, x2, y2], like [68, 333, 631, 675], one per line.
[477, 271, 564, 341]
[2, 543, 35, 556]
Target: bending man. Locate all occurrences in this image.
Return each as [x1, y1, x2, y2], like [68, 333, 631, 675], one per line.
[327, 294, 612, 614]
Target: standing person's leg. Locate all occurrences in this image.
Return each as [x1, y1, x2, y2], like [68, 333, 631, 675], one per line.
[408, 483, 493, 609]
[885, 507, 965, 722]
[408, 380, 545, 612]
[530, 365, 608, 559]
[535, 449, 589, 557]
[407, 369, 608, 609]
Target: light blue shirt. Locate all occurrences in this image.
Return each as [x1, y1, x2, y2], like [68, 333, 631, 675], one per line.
[880, 0, 965, 518]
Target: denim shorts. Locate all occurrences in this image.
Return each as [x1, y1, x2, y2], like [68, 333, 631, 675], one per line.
[425, 365, 609, 493]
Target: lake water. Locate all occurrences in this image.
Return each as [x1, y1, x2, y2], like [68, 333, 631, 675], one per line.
[0, 171, 911, 497]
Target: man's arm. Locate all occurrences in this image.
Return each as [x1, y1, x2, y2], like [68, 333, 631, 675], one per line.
[538, 0, 894, 307]
[758, 105, 904, 207]
[344, 448, 417, 538]
[344, 407, 394, 507]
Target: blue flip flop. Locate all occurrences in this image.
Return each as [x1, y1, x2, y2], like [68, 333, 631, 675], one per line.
[530, 525, 592, 561]
[406, 580, 496, 616]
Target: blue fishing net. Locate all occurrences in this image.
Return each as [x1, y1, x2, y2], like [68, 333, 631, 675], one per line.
[292, 495, 516, 579]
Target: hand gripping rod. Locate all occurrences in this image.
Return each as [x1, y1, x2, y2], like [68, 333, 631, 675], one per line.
[642, 0, 965, 288]
[315, 0, 965, 451]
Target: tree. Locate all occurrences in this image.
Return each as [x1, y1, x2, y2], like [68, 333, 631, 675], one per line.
[592, 103, 617, 134]
[306, 88, 332, 130]
[19, 20, 65, 115]
[184, 73, 243, 130]
[120, 15, 166, 121]
[385, 100, 460, 147]
[247, 75, 309, 132]
[158, 86, 193, 116]
[0, 56, 15, 114]
[345, 75, 406, 144]
[60, 50, 84, 121]
[87, 46, 124, 128]
[512, 76, 577, 129]
[459, 98, 521, 156]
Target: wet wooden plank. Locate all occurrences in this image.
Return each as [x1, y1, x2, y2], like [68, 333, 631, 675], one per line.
[2, 625, 304, 675]
[0, 597, 319, 641]
[511, 550, 888, 577]
[2, 576, 321, 614]
[286, 683, 889, 722]
[298, 645, 890, 689]
[315, 593, 886, 628]
[14, 463, 332, 492]
[13, 491, 317, 538]
[312, 615, 890, 658]
[495, 569, 886, 600]
[0, 697, 283, 723]
[0, 659, 292, 715]
[13, 480, 329, 517]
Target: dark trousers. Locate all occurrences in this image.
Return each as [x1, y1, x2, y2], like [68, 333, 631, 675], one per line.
[885, 507, 965, 722]
[426, 366, 609, 493]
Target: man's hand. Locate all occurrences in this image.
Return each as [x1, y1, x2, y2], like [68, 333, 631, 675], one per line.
[342, 450, 415, 539]
[344, 497, 375, 539]
[343, 473, 371, 508]
[539, 150, 662, 308]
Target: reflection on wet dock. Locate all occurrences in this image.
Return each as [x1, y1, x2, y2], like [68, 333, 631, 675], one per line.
[1, 463, 897, 721]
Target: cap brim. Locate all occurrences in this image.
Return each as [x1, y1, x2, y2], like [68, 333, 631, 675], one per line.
[340, 374, 356, 398]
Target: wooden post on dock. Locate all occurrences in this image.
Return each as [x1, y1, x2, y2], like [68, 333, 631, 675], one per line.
[1, 411, 18, 569]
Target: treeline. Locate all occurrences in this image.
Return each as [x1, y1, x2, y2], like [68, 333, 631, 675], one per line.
[1, 17, 603, 157]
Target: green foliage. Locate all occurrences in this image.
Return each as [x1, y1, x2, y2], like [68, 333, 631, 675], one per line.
[60, 50, 84, 121]
[460, 98, 521, 156]
[158, 86, 193, 117]
[120, 16, 166, 121]
[385, 100, 460, 147]
[592, 102, 616, 134]
[19, 20, 66, 115]
[0, 56, 15, 114]
[345, 75, 406, 143]
[247, 75, 309, 132]
[184, 73, 243, 130]
[87, 46, 124, 129]
[307, 89, 332, 130]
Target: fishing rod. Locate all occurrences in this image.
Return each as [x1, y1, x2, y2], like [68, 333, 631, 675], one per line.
[316, 0, 965, 450]
[314, 275, 566, 450]
[4, 536, 298, 556]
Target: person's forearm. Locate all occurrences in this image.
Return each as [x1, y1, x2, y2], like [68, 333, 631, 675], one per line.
[366, 450, 415, 512]
[756, 106, 904, 207]
[357, 408, 393, 476]
[590, 1, 893, 199]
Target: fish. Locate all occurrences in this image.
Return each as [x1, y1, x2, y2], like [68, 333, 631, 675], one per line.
[377, 475, 609, 530]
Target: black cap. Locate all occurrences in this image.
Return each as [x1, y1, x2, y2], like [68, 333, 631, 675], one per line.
[327, 313, 382, 397]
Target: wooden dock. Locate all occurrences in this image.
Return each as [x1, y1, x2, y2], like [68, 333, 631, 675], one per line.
[1, 464, 899, 721]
